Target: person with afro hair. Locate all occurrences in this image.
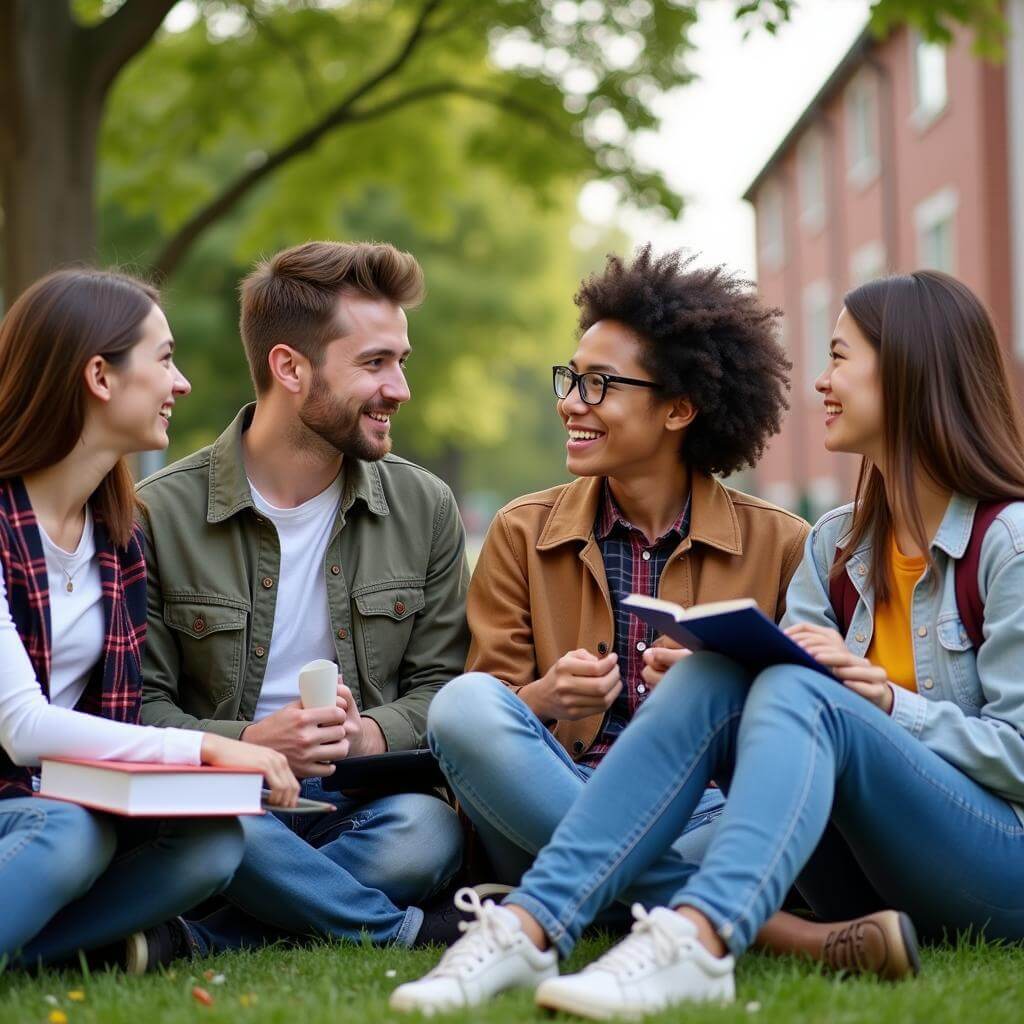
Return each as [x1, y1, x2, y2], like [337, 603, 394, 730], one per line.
[393, 247, 919, 1015]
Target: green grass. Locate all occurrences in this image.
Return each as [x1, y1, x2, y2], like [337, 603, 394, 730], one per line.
[3, 937, 1023, 1024]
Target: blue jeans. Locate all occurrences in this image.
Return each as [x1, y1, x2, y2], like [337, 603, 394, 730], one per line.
[0, 796, 244, 967]
[427, 673, 725, 889]
[187, 778, 462, 952]
[504, 653, 1024, 958]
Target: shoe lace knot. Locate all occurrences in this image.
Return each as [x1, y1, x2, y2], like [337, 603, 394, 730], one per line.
[586, 905, 688, 979]
[427, 888, 520, 980]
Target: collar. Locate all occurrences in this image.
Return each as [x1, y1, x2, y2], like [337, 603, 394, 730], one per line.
[537, 471, 742, 555]
[930, 492, 978, 559]
[206, 404, 390, 524]
[595, 480, 691, 544]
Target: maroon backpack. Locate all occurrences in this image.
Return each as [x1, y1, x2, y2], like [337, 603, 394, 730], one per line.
[828, 501, 1012, 650]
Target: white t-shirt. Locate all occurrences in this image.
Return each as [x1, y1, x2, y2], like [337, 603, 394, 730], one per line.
[250, 474, 343, 721]
[0, 510, 203, 771]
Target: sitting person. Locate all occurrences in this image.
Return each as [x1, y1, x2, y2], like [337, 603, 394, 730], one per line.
[0, 269, 296, 972]
[407, 247, 915, 1009]
[136, 241, 468, 961]
[393, 268, 1024, 1017]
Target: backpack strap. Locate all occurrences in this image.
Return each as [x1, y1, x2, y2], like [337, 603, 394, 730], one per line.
[827, 549, 859, 639]
[955, 501, 1012, 650]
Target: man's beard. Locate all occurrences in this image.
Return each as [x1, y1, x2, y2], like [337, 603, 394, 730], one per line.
[297, 371, 393, 462]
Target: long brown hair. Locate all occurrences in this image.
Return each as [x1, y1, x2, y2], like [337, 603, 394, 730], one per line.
[834, 270, 1024, 602]
[0, 269, 161, 548]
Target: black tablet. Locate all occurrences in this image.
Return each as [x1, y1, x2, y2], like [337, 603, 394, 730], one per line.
[320, 749, 447, 794]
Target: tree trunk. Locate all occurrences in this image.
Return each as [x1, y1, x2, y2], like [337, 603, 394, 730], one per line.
[1, 1, 101, 307]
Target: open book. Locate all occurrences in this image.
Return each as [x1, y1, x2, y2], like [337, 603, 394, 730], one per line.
[39, 759, 331, 818]
[622, 596, 829, 677]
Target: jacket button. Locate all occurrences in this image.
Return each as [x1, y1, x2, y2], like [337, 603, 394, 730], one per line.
[394, 600, 406, 615]
[597, 642, 609, 655]
[193, 617, 206, 633]
[855, 632, 866, 644]
[330, 565, 341, 575]
[857, 565, 867, 576]
[923, 677, 934, 690]
[337, 628, 348, 640]
[262, 577, 274, 589]
[254, 645, 266, 658]
[572, 739, 585, 754]
[917, 626, 928, 638]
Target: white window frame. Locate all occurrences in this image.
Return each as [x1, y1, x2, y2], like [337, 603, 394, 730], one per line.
[802, 279, 833, 392]
[849, 240, 887, 286]
[797, 130, 827, 233]
[757, 180, 786, 272]
[845, 70, 879, 188]
[914, 186, 958, 273]
[910, 32, 949, 130]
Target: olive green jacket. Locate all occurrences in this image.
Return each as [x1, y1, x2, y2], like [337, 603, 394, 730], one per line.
[136, 405, 470, 750]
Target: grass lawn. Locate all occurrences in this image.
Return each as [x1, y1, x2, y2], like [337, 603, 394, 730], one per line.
[2, 936, 1023, 1024]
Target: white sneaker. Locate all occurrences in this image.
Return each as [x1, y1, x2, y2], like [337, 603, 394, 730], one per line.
[534, 905, 735, 1020]
[390, 888, 558, 1014]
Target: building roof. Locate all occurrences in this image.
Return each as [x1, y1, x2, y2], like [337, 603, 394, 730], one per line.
[742, 23, 875, 202]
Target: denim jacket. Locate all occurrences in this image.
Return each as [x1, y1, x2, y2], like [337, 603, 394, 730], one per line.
[782, 493, 1024, 819]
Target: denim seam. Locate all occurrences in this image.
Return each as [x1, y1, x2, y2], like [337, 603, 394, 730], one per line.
[536, 707, 743, 938]
[0, 805, 47, 870]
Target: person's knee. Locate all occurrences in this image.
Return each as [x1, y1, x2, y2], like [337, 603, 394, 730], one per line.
[167, 818, 246, 894]
[745, 664, 834, 720]
[31, 802, 116, 901]
[648, 651, 750, 716]
[428, 672, 513, 758]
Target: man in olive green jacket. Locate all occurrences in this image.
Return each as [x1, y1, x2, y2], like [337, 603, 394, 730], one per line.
[136, 241, 468, 962]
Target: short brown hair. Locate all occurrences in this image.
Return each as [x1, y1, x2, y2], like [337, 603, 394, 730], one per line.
[0, 268, 160, 548]
[239, 241, 425, 393]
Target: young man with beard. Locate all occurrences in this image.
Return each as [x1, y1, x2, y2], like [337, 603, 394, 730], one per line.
[133, 242, 469, 963]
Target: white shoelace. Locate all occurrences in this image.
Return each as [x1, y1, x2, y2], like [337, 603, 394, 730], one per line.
[585, 905, 691, 979]
[424, 888, 522, 980]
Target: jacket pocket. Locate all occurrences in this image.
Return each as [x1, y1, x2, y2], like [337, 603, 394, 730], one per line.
[163, 598, 248, 705]
[351, 583, 425, 690]
[936, 614, 982, 709]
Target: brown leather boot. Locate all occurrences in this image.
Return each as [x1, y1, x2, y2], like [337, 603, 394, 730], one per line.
[821, 910, 921, 980]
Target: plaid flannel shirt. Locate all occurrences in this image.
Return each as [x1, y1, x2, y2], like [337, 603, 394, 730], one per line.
[579, 482, 691, 768]
[0, 477, 148, 799]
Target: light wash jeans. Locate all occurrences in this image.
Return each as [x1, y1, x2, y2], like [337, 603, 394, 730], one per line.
[427, 673, 725, 890]
[503, 653, 1024, 959]
[187, 778, 463, 952]
[0, 796, 243, 967]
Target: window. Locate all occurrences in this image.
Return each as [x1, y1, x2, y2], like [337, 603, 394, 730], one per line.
[802, 279, 833, 391]
[912, 34, 948, 126]
[798, 130, 827, 232]
[849, 241, 886, 286]
[757, 181, 785, 271]
[915, 187, 958, 273]
[845, 71, 879, 187]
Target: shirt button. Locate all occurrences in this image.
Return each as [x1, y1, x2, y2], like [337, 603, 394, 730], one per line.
[254, 645, 266, 658]
[923, 678, 934, 690]
[330, 565, 341, 575]
[917, 626, 928, 638]
[636, 641, 647, 652]
[261, 577, 274, 589]
[855, 632, 866, 644]
[192, 617, 206, 634]
[642, 550, 652, 561]
[337, 628, 348, 640]
[637, 683, 647, 694]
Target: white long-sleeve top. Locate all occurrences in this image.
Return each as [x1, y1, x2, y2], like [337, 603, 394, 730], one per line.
[0, 512, 203, 770]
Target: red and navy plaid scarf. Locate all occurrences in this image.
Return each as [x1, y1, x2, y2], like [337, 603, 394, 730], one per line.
[0, 477, 147, 799]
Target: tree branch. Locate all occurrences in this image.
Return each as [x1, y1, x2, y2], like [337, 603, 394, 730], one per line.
[82, 0, 179, 97]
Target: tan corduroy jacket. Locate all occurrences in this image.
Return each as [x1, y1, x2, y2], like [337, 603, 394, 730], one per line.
[465, 473, 810, 760]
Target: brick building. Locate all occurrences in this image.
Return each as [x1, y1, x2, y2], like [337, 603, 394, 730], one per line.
[745, 2, 1024, 519]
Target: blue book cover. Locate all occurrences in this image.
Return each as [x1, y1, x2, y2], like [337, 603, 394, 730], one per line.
[622, 596, 830, 677]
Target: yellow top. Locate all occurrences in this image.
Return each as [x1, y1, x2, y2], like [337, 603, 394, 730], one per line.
[865, 536, 926, 692]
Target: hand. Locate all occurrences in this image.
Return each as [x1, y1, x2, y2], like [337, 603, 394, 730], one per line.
[786, 629, 894, 714]
[241, 698, 353, 778]
[201, 733, 299, 808]
[335, 682, 386, 758]
[640, 637, 691, 690]
[520, 649, 621, 721]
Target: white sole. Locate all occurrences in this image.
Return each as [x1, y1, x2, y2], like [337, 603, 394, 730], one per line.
[124, 932, 148, 975]
[535, 979, 735, 1020]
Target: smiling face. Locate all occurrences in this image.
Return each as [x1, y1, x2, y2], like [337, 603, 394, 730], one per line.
[298, 292, 412, 461]
[814, 306, 884, 462]
[102, 303, 191, 453]
[557, 319, 692, 480]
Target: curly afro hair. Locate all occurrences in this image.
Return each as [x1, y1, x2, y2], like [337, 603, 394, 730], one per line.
[574, 245, 791, 477]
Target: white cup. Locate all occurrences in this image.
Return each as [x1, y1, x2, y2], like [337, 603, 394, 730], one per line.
[298, 659, 339, 709]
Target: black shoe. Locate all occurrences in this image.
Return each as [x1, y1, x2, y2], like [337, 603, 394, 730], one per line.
[124, 916, 195, 974]
[413, 883, 514, 948]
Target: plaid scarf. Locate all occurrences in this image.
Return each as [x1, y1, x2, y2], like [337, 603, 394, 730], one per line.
[0, 477, 147, 799]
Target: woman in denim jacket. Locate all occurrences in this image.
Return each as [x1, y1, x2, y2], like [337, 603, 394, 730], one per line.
[391, 270, 1024, 1019]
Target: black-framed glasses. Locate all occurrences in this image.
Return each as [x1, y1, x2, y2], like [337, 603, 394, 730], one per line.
[552, 364, 660, 406]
